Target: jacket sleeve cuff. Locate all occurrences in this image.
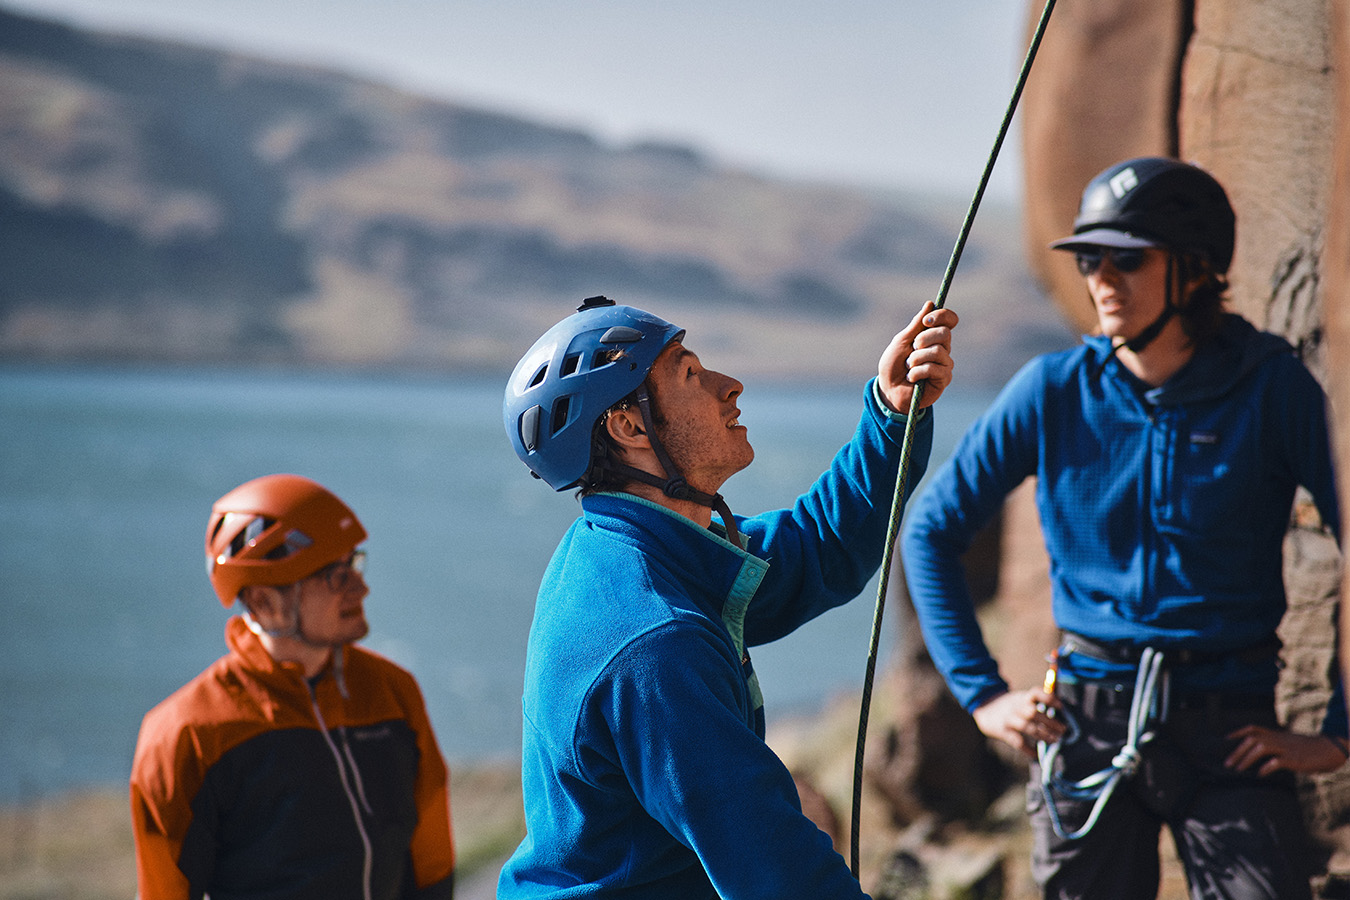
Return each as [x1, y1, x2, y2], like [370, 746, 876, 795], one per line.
[871, 378, 928, 423]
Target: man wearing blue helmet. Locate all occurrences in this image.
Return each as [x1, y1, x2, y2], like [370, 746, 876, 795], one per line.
[903, 158, 1345, 900]
[501, 294, 958, 899]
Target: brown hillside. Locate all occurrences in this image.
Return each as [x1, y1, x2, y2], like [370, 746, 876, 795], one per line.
[0, 5, 1074, 384]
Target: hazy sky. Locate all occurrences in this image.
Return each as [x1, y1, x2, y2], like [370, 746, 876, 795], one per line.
[4, 0, 1033, 200]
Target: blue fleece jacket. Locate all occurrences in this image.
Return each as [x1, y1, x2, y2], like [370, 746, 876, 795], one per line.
[498, 379, 932, 900]
[902, 314, 1341, 727]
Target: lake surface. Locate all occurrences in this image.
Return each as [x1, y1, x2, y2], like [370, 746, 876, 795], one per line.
[0, 365, 993, 803]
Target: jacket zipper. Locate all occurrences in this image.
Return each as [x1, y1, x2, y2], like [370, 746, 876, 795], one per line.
[309, 691, 375, 900]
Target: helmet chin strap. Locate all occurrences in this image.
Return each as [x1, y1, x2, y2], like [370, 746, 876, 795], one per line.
[1114, 254, 1179, 357]
[244, 589, 351, 663]
[244, 605, 352, 696]
[600, 385, 744, 550]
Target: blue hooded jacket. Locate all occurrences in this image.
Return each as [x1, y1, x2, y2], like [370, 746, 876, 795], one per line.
[902, 314, 1340, 723]
[499, 380, 932, 900]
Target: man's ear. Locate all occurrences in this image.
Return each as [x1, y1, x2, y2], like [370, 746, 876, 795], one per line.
[605, 406, 650, 453]
[239, 583, 288, 626]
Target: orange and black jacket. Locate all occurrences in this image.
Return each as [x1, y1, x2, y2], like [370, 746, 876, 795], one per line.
[130, 616, 455, 899]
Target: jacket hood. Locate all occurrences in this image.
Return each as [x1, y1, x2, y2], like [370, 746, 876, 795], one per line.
[1084, 313, 1295, 406]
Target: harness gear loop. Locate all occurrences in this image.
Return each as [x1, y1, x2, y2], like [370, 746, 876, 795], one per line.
[1037, 647, 1169, 841]
[849, 0, 1060, 876]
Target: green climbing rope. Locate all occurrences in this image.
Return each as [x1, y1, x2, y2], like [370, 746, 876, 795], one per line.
[850, 0, 1060, 877]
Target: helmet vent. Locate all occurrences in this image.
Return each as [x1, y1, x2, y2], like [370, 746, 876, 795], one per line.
[264, 529, 313, 560]
[560, 353, 581, 377]
[593, 348, 625, 370]
[224, 514, 273, 557]
[550, 395, 572, 436]
[527, 364, 549, 389]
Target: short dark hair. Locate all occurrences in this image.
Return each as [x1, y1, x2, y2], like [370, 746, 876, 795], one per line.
[575, 379, 669, 498]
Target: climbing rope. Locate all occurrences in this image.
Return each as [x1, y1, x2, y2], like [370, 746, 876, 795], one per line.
[1038, 648, 1169, 841]
[849, 0, 1059, 877]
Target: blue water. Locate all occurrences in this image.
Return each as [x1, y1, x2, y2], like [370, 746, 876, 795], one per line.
[0, 365, 992, 803]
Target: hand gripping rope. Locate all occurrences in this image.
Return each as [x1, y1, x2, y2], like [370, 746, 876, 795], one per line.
[849, 0, 1059, 877]
[1037, 648, 1169, 841]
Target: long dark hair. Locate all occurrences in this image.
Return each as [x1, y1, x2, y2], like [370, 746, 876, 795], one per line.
[1175, 251, 1228, 346]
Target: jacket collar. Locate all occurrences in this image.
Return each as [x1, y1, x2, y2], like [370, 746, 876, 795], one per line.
[224, 615, 343, 690]
[585, 488, 766, 580]
[1085, 313, 1292, 406]
[581, 492, 769, 714]
[580, 492, 769, 615]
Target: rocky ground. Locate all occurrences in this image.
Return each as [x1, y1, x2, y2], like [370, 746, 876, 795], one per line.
[0, 728, 1191, 900]
[0, 766, 525, 900]
[5, 660, 1341, 900]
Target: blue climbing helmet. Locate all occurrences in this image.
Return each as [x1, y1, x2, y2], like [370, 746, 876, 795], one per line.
[504, 296, 685, 491]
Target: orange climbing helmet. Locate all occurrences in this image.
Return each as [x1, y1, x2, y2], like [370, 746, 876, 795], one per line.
[205, 474, 367, 607]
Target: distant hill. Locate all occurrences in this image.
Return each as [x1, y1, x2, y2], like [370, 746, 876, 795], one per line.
[0, 5, 1075, 384]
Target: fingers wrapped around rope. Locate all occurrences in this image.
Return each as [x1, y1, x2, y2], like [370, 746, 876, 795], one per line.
[877, 301, 960, 412]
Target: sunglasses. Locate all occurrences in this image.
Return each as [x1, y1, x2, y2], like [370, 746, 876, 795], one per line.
[1074, 247, 1148, 276]
[311, 549, 367, 592]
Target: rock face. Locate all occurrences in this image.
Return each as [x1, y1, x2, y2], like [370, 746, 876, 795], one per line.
[1001, 0, 1350, 887]
[1020, 0, 1186, 333]
[834, 2, 1350, 896]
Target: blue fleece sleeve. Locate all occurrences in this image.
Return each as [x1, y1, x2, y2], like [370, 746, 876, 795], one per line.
[1275, 355, 1341, 543]
[1274, 355, 1346, 736]
[738, 378, 933, 646]
[603, 623, 869, 900]
[901, 359, 1044, 711]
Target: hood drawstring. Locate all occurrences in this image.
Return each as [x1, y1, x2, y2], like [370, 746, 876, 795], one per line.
[332, 644, 349, 699]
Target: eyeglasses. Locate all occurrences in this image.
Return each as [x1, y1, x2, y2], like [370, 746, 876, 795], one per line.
[311, 550, 367, 592]
[1074, 247, 1148, 276]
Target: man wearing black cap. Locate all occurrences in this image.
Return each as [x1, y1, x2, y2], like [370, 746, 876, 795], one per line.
[902, 158, 1345, 899]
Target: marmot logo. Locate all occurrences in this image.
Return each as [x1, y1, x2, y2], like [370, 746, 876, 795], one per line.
[351, 725, 393, 741]
[1109, 168, 1139, 199]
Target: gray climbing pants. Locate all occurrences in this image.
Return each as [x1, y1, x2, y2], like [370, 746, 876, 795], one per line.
[1028, 684, 1315, 900]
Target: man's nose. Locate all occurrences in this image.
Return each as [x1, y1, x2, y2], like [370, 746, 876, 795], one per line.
[719, 372, 743, 399]
[347, 571, 369, 597]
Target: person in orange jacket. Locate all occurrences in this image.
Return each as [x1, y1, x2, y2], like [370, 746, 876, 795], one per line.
[130, 473, 455, 899]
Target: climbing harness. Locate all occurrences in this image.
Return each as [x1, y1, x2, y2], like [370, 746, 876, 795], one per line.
[1037, 647, 1170, 841]
[849, 0, 1059, 875]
